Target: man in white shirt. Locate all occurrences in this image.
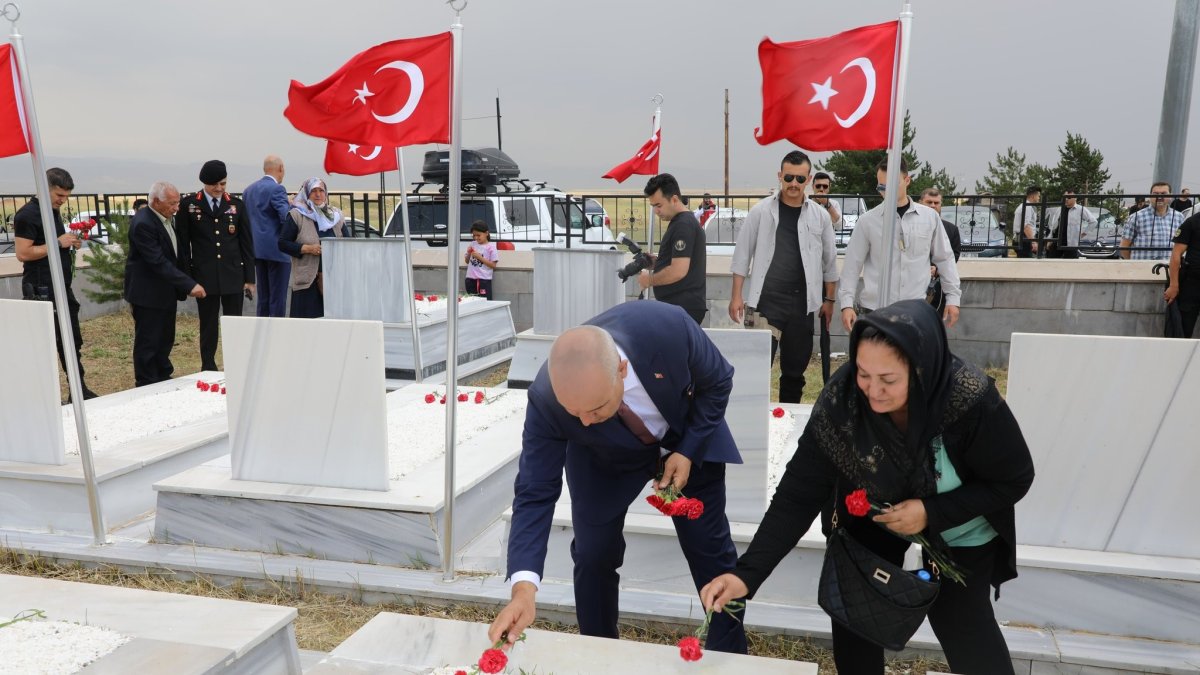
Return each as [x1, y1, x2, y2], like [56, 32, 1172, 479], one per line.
[1014, 185, 1041, 258]
[839, 158, 962, 331]
[1045, 189, 1098, 259]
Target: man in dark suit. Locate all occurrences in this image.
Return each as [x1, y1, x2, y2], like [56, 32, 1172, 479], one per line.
[489, 301, 747, 654]
[177, 160, 256, 372]
[124, 182, 205, 386]
[242, 155, 292, 317]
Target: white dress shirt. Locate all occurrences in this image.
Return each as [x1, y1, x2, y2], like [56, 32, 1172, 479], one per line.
[510, 346, 666, 591]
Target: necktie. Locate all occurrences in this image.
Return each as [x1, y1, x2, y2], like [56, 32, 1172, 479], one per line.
[212, 198, 220, 213]
[616, 402, 658, 445]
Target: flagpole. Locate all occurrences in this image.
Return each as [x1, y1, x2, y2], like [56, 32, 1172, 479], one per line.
[877, 2, 913, 307]
[7, 5, 107, 545]
[442, 0, 466, 583]
[645, 94, 662, 257]
[396, 148, 423, 383]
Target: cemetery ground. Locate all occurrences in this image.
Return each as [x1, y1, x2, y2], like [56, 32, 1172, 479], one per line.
[27, 309, 1018, 672]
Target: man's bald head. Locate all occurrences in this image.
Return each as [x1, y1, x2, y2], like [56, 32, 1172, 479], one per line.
[547, 326, 626, 426]
[263, 155, 285, 181]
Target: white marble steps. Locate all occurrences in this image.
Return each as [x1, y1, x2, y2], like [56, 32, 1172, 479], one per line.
[511, 500, 1200, 647]
[0, 573, 301, 674]
[306, 612, 816, 674]
[4, 528, 1197, 674]
[0, 372, 230, 534]
[153, 387, 528, 568]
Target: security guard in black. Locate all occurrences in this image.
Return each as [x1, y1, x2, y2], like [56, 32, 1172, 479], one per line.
[177, 160, 256, 372]
[651, 210, 707, 322]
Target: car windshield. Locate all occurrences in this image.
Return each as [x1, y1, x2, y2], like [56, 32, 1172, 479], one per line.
[835, 198, 864, 215]
[388, 200, 496, 236]
[585, 198, 604, 214]
[940, 206, 999, 229]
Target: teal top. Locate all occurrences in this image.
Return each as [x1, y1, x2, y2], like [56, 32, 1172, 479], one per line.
[932, 436, 998, 547]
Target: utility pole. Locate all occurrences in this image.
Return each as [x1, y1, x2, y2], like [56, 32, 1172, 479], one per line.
[1153, 0, 1200, 191]
[723, 88, 730, 207]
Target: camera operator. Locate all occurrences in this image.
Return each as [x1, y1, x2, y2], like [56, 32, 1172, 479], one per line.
[638, 173, 707, 324]
[13, 168, 98, 400]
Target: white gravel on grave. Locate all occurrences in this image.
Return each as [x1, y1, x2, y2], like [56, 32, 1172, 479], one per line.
[767, 409, 802, 497]
[61, 385, 227, 456]
[413, 294, 485, 315]
[0, 617, 130, 674]
[386, 388, 525, 481]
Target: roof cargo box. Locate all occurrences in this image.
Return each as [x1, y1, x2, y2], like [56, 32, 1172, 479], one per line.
[421, 147, 520, 185]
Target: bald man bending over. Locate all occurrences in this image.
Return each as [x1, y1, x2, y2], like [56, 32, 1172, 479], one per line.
[242, 155, 292, 316]
[489, 300, 747, 654]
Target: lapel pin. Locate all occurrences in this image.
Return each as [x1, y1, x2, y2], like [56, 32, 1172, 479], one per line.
[654, 373, 664, 379]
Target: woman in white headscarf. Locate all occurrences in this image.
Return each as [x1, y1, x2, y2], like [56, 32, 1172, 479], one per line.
[278, 177, 348, 318]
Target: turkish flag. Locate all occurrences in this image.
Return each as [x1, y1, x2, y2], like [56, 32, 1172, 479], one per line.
[0, 45, 29, 158]
[755, 21, 899, 151]
[603, 115, 661, 183]
[285, 33, 451, 147]
[324, 141, 398, 176]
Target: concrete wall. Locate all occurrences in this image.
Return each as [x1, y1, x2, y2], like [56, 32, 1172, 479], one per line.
[3, 250, 1172, 368]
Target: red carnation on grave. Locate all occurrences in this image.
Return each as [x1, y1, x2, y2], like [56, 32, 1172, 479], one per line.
[211, 386, 221, 394]
[440, 396, 446, 404]
[845, 488, 872, 517]
[474, 390, 485, 404]
[457, 392, 469, 402]
[414, 293, 425, 301]
[477, 648, 507, 674]
[195, 381, 204, 390]
[424, 393, 436, 404]
[220, 386, 226, 394]
[678, 635, 703, 662]
[772, 407, 785, 418]
[429, 294, 439, 301]
[454, 671, 467, 675]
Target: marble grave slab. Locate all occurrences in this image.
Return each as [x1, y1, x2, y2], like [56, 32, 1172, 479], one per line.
[222, 317, 389, 491]
[0, 299, 67, 464]
[1007, 333, 1200, 556]
[531, 247, 626, 335]
[308, 612, 815, 674]
[323, 238, 414, 323]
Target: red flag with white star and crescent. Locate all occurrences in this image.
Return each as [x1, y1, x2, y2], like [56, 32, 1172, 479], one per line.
[755, 21, 899, 151]
[285, 33, 451, 147]
[324, 141, 398, 176]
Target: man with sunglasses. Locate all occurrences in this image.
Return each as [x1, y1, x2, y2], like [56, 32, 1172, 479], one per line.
[1044, 189, 1097, 259]
[838, 158, 961, 331]
[810, 172, 842, 227]
[729, 150, 838, 403]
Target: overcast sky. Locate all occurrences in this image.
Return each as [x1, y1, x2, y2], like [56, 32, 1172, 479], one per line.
[0, 0, 1194, 195]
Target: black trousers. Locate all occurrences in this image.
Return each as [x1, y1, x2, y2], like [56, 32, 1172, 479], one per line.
[197, 292, 244, 371]
[1178, 286, 1200, 338]
[131, 304, 177, 387]
[290, 283, 323, 318]
[759, 288, 813, 403]
[832, 538, 1013, 674]
[465, 277, 493, 298]
[564, 451, 747, 654]
[25, 285, 91, 395]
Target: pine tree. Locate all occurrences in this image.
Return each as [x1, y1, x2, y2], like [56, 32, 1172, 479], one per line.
[1051, 132, 1112, 199]
[80, 201, 135, 304]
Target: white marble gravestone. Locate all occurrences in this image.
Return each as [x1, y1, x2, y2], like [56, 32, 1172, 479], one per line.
[531, 248, 625, 335]
[222, 316, 389, 491]
[322, 238, 413, 324]
[1007, 333, 1200, 557]
[0, 299, 67, 465]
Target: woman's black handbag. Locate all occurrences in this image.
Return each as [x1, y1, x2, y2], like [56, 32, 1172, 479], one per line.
[817, 523, 940, 651]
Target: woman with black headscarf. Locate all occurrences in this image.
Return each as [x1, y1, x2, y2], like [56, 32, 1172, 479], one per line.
[702, 300, 1034, 674]
[278, 177, 348, 318]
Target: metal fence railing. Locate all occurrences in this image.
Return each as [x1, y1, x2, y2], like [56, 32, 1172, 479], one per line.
[1, 190, 1185, 261]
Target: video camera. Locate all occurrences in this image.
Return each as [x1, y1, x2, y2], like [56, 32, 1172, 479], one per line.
[616, 232, 654, 282]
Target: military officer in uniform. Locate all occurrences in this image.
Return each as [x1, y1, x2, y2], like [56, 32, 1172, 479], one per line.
[177, 160, 256, 372]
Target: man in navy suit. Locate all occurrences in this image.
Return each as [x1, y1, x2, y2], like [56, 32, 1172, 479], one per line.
[124, 182, 205, 386]
[242, 155, 292, 317]
[489, 301, 747, 654]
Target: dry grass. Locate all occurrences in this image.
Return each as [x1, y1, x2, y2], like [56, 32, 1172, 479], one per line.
[0, 549, 949, 672]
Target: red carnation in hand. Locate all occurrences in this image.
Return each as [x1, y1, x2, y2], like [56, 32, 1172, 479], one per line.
[477, 648, 507, 674]
[772, 406, 785, 418]
[414, 293, 425, 301]
[457, 392, 469, 402]
[684, 499, 704, 520]
[429, 294, 439, 302]
[646, 494, 667, 512]
[845, 488, 872, 517]
[474, 390, 485, 404]
[424, 393, 436, 404]
[678, 635, 703, 662]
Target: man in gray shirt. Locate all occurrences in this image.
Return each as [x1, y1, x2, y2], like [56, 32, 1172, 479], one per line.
[839, 158, 961, 331]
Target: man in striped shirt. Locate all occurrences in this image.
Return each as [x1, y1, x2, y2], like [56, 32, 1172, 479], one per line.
[1121, 182, 1183, 260]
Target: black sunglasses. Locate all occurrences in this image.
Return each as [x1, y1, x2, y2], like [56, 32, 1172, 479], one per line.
[813, 183, 831, 190]
[782, 174, 806, 184]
